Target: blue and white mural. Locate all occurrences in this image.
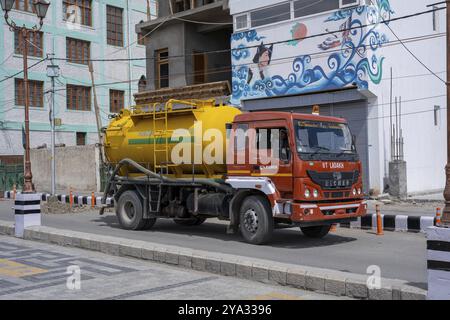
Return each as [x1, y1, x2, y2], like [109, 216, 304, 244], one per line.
[231, 0, 393, 105]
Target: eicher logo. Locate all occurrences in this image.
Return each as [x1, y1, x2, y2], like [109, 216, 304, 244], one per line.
[322, 162, 345, 169]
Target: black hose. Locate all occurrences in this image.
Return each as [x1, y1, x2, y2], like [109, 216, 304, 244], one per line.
[101, 158, 233, 209]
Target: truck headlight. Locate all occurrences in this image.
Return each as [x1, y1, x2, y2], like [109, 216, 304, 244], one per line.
[304, 189, 311, 198]
[357, 188, 362, 195]
[313, 189, 319, 198]
[352, 188, 357, 196]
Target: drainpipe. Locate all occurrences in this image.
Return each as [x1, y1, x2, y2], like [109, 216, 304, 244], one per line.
[126, 0, 133, 107]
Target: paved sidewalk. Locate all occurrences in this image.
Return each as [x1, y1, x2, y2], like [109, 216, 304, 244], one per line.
[0, 235, 341, 300]
[0, 199, 428, 287]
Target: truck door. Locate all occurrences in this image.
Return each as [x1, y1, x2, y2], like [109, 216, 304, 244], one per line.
[250, 121, 293, 197]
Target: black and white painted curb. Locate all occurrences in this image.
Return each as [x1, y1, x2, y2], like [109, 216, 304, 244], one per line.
[4, 191, 114, 206]
[340, 214, 436, 233]
[14, 193, 41, 238]
[427, 226, 450, 300]
[3, 191, 436, 233]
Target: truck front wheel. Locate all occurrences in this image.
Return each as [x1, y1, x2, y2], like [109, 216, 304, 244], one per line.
[116, 190, 156, 230]
[239, 195, 274, 245]
[300, 225, 331, 238]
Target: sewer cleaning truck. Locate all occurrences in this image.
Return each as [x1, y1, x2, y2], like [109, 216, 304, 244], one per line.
[100, 99, 366, 245]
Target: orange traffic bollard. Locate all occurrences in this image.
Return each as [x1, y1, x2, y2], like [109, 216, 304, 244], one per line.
[376, 204, 384, 236]
[91, 192, 95, 208]
[12, 184, 16, 200]
[69, 188, 73, 208]
[330, 224, 337, 232]
[436, 208, 442, 226]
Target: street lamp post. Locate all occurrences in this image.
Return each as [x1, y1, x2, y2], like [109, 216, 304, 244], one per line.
[0, 0, 50, 194]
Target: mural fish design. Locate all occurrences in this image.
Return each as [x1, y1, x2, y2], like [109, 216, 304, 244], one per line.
[230, 0, 393, 105]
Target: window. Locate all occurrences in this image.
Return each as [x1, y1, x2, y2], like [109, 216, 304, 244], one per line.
[107, 5, 124, 47]
[251, 3, 291, 28]
[110, 90, 124, 113]
[76, 132, 87, 146]
[14, 30, 43, 57]
[294, 0, 340, 18]
[15, 79, 44, 108]
[256, 128, 291, 162]
[14, 0, 35, 13]
[193, 51, 207, 85]
[138, 76, 147, 92]
[235, 14, 248, 30]
[63, 0, 92, 26]
[156, 49, 169, 89]
[66, 38, 90, 65]
[67, 84, 91, 111]
[340, 0, 360, 8]
[137, 32, 146, 45]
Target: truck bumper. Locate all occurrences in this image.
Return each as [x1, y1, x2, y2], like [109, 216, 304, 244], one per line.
[289, 200, 367, 224]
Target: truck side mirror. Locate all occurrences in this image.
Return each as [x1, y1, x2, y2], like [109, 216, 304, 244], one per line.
[352, 135, 357, 145]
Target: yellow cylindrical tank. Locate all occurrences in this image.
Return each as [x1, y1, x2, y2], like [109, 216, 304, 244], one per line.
[104, 99, 242, 178]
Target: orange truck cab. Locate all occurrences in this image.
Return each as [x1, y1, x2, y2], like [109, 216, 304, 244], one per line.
[225, 111, 367, 241]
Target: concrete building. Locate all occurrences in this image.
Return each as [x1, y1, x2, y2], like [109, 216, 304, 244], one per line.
[228, 0, 446, 195]
[136, 0, 233, 100]
[0, 0, 155, 158]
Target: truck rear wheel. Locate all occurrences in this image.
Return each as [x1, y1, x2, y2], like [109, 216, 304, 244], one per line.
[239, 195, 273, 245]
[116, 190, 156, 231]
[300, 225, 331, 238]
[174, 217, 207, 226]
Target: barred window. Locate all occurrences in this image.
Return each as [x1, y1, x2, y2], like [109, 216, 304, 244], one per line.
[66, 37, 90, 65]
[67, 84, 91, 111]
[110, 90, 124, 113]
[63, 0, 92, 27]
[14, 30, 43, 57]
[107, 5, 123, 47]
[15, 79, 44, 108]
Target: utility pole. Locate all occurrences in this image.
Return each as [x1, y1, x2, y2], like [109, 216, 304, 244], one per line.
[88, 61, 104, 165]
[443, 0, 450, 226]
[46, 61, 60, 196]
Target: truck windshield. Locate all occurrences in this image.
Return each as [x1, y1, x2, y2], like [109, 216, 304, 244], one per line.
[295, 120, 356, 160]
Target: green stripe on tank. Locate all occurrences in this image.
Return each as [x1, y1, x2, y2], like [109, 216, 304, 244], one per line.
[128, 136, 194, 145]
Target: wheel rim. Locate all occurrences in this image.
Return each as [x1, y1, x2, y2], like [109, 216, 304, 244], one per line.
[243, 209, 258, 234]
[124, 201, 135, 221]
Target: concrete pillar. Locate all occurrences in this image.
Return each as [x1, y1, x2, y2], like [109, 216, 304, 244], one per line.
[427, 226, 450, 300]
[14, 193, 41, 238]
[388, 160, 407, 199]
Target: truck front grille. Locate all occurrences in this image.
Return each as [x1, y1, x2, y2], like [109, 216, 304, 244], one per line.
[307, 170, 360, 190]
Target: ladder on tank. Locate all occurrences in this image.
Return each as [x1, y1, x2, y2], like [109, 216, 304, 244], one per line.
[152, 102, 175, 177]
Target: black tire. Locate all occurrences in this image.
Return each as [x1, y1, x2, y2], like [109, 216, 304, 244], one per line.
[300, 225, 331, 238]
[239, 195, 274, 245]
[116, 190, 156, 230]
[174, 217, 207, 226]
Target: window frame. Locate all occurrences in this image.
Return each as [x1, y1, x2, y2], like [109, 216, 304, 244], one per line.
[66, 37, 91, 65]
[14, 0, 36, 14]
[15, 78, 44, 108]
[234, 0, 362, 31]
[62, 0, 93, 27]
[66, 84, 92, 111]
[106, 5, 124, 47]
[109, 89, 125, 113]
[234, 13, 250, 31]
[14, 30, 43, 58]
[155, 48, 169, 89]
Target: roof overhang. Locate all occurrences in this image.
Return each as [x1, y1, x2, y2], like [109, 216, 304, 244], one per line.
[134, 81, 231, 105]
[137, 1, 232, 34]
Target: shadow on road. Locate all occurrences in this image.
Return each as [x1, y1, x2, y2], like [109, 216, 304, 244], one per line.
[92, 214, 357, 249]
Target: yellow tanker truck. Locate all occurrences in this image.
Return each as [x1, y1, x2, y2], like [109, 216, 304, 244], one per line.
[101, 99, 367, 245]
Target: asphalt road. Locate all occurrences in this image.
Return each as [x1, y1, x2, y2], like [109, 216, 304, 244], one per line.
[0, 235, 339, 300]
[0, 199, 427, 288]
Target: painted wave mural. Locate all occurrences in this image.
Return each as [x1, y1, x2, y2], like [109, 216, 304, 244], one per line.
[230, 0, 393, 105]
